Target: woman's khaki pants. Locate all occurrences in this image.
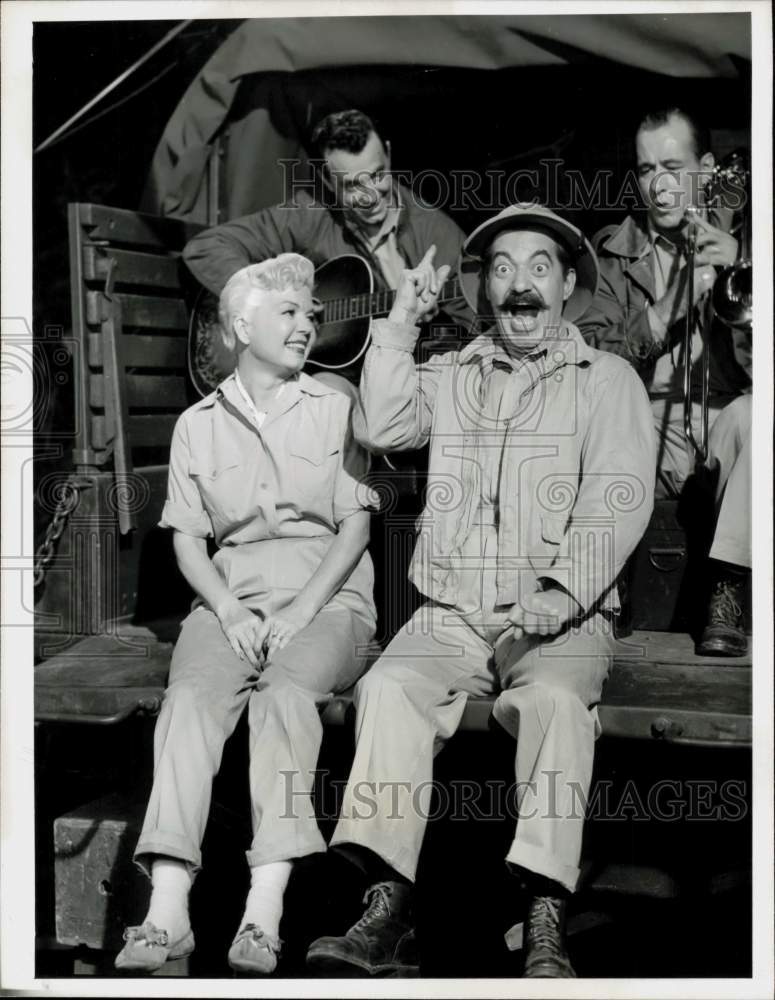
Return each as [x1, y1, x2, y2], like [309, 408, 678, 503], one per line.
[134, 604, 373, 877]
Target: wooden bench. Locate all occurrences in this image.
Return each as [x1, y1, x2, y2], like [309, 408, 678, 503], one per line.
[34, 620, 752, 746]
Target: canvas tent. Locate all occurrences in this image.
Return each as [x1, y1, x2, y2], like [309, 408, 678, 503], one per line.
[142, 12, 752, 228]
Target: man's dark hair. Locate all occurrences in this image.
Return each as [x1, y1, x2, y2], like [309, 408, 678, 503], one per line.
[636, 107, 711, 159]
[310, 110, 381, 158]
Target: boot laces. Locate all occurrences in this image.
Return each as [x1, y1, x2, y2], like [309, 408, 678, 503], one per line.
[708, 579, 743, 625]
[527, 897, 564, 957]
[352, 883, 393, 931]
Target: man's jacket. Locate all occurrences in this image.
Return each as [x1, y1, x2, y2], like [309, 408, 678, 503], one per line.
[355, 319, 656, 616]
[578, 214, 751, 400]
[182, 184, 472, 331]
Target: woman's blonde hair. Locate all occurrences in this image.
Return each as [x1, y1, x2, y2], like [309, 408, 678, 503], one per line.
[218, 253, 315, 348]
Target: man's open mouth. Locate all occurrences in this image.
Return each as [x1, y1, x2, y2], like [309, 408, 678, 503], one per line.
[503, 302, 541, 317]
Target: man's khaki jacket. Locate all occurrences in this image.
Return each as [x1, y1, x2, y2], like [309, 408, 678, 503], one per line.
[355, 318, 656, 617]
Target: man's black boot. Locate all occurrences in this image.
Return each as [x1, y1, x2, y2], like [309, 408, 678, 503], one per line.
[696, 576, 748, 657]
[523, 895, 575, 978]
[306, 881, 419, 977]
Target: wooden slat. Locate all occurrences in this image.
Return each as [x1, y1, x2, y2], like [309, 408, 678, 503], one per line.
[128, 375, 188, 410]
[88, 333, 187, 369]
[69, 203, 94, 464]
[78, 203, 204, 251]
[86, 291, 189, 330]
[101, 296, 137, 533]
[602, 658, 751, 715]
[35, 630, 173, 688]
[613, 628, 751, 666]
[128, 414, 178, 448]
[92, 413, 178, 451]
[82, 246, 183, 291]
[90, 374, 189, 410]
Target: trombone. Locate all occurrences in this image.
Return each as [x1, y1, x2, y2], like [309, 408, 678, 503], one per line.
[711, 150, 752, 332]
[682, 214, 712, 462]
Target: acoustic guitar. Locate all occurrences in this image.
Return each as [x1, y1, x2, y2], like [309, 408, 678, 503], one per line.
[188, 253, 462, 398]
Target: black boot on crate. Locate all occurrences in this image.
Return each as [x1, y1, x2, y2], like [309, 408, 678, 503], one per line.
[696, 567, 749, 657]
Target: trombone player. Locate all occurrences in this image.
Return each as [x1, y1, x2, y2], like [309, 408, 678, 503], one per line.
[580, 107, 752, 656]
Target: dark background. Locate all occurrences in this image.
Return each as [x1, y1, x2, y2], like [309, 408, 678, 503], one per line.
[33, 20, 238, 342]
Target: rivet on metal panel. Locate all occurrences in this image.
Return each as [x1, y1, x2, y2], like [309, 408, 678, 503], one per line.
[651, 716, 683, 739]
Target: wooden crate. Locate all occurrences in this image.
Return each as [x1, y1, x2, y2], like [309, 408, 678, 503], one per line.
[54, 792, 148, 952]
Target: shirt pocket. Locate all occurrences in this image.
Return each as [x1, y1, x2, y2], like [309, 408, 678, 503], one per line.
[287, 442, 340, 509]
[527, 513, 569, 572]
[189, 459, 245, 524]
[288, 441, 340, 467]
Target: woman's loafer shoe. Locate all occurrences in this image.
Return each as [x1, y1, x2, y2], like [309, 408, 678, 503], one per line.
[228, 923, 281, 975]
[114, 921, 195, 972]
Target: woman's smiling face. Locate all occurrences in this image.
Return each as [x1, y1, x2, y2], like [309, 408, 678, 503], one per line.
[236, 285, 318, 376]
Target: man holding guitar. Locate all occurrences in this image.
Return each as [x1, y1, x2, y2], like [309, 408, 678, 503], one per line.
[183, 108, 472, 383]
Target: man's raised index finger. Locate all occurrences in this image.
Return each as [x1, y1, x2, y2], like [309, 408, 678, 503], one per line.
[420, 244, 437, 267]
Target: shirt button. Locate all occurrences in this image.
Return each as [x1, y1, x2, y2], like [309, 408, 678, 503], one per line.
[260, 482, 268, 490]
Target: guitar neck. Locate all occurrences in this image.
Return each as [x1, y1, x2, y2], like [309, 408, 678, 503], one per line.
[321, 276, 462, 325]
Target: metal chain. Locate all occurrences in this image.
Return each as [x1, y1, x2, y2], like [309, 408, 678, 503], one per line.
[33, 476, 91, 588]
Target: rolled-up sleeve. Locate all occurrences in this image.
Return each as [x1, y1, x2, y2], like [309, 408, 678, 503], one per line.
[159, 415, 213, 537]
[541, 361, 656, 613]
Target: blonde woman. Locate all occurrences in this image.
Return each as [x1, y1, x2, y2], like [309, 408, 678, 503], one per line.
[115, 254, 376, 975]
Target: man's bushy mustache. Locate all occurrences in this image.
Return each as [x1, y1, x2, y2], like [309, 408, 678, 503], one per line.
[498, 291, 547, 313]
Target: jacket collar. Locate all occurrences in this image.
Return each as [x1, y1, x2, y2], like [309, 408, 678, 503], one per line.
[600, 214, 652, 259]
[196, 370, 337, 410]
[600, 214, 657, 301]
[459, 321, 596, 370]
